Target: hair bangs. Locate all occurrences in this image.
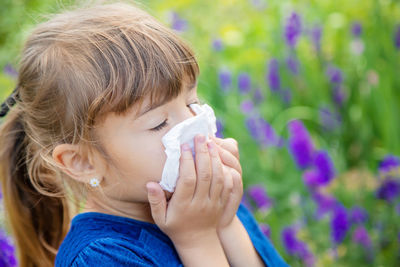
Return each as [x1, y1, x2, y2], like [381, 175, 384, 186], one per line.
[89, 21, 200, 121]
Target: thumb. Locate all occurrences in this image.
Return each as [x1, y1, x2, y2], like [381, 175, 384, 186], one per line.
[146, 182, 167, 225]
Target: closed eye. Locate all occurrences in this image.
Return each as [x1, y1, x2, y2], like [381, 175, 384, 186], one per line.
[150, 119, 168, 132]
[150, 100, 200, 132]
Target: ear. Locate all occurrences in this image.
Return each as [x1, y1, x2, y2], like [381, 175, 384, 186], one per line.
[52, 144, 102, 184]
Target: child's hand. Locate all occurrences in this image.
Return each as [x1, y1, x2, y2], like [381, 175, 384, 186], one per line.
[146, 134, 231, 247]
[212, 137, 243, 230]
[208, 138, 264, 267]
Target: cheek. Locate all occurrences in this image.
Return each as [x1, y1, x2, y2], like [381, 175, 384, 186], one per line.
[144, 140, 167, 177]
[101, 133, 167, 183]
[118, 137, 167, 179]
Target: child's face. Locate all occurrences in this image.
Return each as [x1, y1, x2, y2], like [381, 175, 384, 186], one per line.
[94, 82, 199, 204]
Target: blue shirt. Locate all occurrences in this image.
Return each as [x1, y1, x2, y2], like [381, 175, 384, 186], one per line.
[56, 204, 288, 266]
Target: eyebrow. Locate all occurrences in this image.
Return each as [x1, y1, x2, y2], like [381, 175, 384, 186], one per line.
[136, 82, 197, 118]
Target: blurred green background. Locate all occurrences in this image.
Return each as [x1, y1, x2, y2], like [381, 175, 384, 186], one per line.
[1, 0, 400, 266]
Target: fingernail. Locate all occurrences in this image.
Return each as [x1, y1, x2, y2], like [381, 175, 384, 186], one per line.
[146, 183, 155, 194]
[207, 140, 217, 155]
[182, 143, 191, 151]
[196, 134, 205, 143]
[207, 140, 214, 150]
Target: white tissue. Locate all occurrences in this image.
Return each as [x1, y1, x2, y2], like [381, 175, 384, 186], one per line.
[159, 103, 217, 192]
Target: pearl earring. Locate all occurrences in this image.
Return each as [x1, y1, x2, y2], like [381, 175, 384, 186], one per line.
[89, 177, 100, 187]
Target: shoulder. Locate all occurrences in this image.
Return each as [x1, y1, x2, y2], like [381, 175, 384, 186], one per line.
[56, 226, 157, 267]
[55, 212, 182, 267]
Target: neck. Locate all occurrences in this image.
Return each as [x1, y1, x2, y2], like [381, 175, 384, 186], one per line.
[82, 195, 156, 224]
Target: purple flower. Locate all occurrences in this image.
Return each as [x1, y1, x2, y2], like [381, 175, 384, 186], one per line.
[0, 229, 17, 267]
[260, 224, 271, 239]
[218, 69, 232, 92]
[246, 117, 260, 141]
[284, 12, 302, 47]
[332, 85, 346, 106]
[267, 59, 281, 91]
[351, 22, 363, 37]
[310, 25, 322, 51]
[331, 204, 350, 244]
[349, 206, 368, 225]
[247, 185, 272, 212]
[282, 226, 298, 255]
[312, 192, 338, 219]
[238, 72, 251, 94]
[303, 169, 322, 188]
[261, 121, 285, 147]
[212, 38, 223, 51]
[3, 64, 18, 78]
[319, 107, 341, 131]
[286, 56, 299, 75]
[314, 151, 335, 182]
[326, 66, 343, 84]
[394, 25, 400, 50]
[288, 120, 314, 169]
[378, 154, 400, 173]
[260, 119, 284, 147]
[303, 150, 336, 188]
[240, 99, 254, 114]
[245, 116, 283, 148]
[376, 178, 400, 203]
[281, 226, 315, 266]
[280, 88, 292, 104]
[216, 118, 224, 138]
[352, 226, 372, 249]
[170, 12, 188, 32]
[253, 88, 264, 104]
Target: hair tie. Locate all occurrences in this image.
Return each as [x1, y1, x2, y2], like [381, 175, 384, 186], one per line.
[0, 86, 20, 118]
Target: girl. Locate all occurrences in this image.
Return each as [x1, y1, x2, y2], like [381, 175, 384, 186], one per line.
[0, 2, 288, 267]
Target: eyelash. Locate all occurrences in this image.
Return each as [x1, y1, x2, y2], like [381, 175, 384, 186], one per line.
[151, 120, 168, 132]
[150, 102, 200, 132]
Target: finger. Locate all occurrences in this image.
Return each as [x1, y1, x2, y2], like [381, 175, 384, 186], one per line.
[193, 134, 212, 200]
[221, 168, 243, 218]
[207, 140, 225, 202]
[230, 168, 243, 200]
[220, 165, 233, 206]
[212, 136, 240, 160]
[216, 145, 242, 175]
[146, 182, 167, 225]
[173, 143, 196, 202]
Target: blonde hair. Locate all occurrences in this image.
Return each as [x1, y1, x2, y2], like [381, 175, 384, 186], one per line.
[0, 2, 199, 266]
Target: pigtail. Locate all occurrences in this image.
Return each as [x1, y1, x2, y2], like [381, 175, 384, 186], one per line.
[0, 107, 70, 267]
